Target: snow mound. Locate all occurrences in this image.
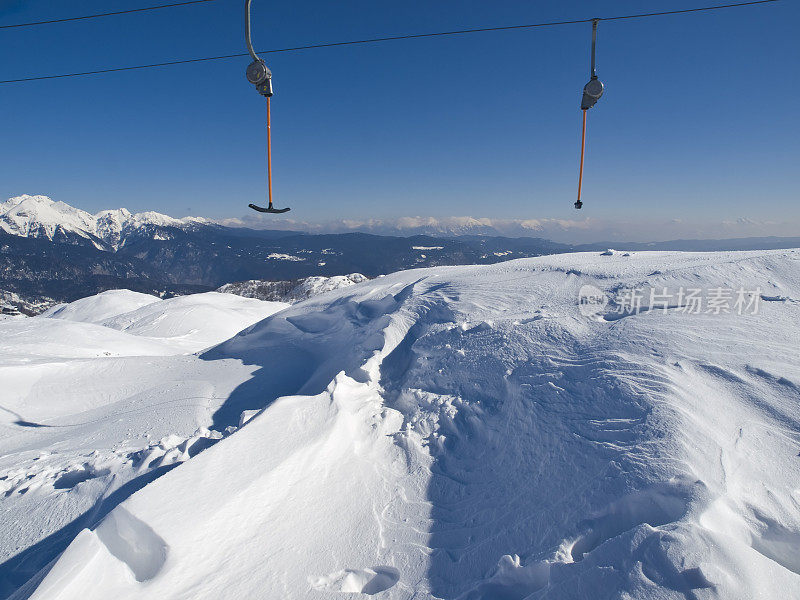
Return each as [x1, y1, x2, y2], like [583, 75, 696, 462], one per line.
[0, 292, 289, 426]
[33, 291, 289, 354]
[100, 292, 288, 351]
[41, 290, 161, 323]
[11, 249, 800, 600]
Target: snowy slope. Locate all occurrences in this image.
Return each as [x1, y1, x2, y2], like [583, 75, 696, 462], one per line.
[1, 291, 289, 423]
[35, 290, 287, 353]
[99, 292, 289, 352]
[0, 292, 289, 596]
[5, 250, 800, 600]
[0, 195, 209, 250]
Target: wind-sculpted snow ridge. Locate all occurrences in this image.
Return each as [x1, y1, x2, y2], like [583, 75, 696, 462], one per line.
[13, 249, 800, 599]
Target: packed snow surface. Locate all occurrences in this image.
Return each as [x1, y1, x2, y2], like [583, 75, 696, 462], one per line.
[3, 250, 800, 599]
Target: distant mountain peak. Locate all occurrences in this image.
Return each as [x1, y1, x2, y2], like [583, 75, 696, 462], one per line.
[1, 195, 210, 250]
[1, 194, 101, 247]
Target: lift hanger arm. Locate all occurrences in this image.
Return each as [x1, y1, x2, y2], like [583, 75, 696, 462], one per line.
[244, 0, 258, 61]
[245, 0, 288, 213]
[576, 19, 604, 209]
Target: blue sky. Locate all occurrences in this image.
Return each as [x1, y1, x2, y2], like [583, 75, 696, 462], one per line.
[1, 0, 798, 241]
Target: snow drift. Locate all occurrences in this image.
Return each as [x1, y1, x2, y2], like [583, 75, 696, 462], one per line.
[4, 250, 800, 599]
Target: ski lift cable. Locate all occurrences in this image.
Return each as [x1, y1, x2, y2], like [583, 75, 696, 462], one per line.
[0, 0, 219, 30]
[0, 0, 784, 85]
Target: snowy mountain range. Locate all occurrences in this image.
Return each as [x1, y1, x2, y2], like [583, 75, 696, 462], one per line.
[0, 195, 568, 313]
[3, 195, 800, 316]
[0, 195, 210, 251]
[2, 249, 799, 599]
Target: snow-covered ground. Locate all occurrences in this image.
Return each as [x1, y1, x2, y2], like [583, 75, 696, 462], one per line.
[3, 250, 800, 599]
[0, 291, 288, 597]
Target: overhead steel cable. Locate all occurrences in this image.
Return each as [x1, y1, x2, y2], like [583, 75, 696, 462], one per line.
[0, 53, 250, 83]
[588, 0, 781, 21]
[0, 0, 218, 30]
[0, 0, 784, 85]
